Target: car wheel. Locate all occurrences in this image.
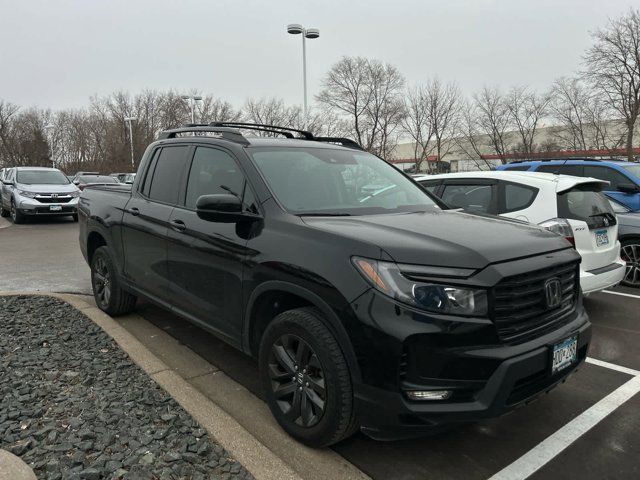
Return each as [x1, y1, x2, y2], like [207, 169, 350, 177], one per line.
[621, 238, 640, 287]
[91, 246, 137, 315]
[259, 307, 358, 447]
[10, 199, 24, 224]
[0, 204, 9, 217]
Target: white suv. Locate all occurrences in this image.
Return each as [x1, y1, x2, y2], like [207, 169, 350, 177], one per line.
[1, 167, 81, 223]
[415, 171, 625, 294]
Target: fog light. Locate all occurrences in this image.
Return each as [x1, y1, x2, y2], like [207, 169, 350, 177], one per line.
[405, 390, 452, 401]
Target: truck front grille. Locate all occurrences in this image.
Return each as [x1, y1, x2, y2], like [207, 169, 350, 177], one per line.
[491, 261, 579, 343]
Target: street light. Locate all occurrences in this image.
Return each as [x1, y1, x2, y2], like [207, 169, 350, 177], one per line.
[182, 95, 203, 124]
[124, 116, 137, 168]
[44, 124, 55, 167]
[286, 23, 320, 127]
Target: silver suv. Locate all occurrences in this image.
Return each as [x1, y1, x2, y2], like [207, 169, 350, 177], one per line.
[1, 167, 81, 223]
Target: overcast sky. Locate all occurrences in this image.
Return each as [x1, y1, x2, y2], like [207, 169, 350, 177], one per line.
[0, 0, 636, 111]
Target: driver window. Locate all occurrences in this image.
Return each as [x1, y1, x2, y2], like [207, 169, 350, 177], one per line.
[185, 147, 248, 210]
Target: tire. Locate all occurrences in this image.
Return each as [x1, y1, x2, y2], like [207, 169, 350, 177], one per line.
[72, 213, 78, 222]
[259, 307, 358, 447]
[90, 246, 137, 315]
[10, 199, 24, 224]
[0, 205, 8, 217]
[620, 237, 640, 288]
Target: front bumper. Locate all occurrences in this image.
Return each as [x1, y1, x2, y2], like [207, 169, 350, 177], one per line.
[354, 308, 590, 440]
[17, 197, 78, 216]
[580, 260, 626, 294]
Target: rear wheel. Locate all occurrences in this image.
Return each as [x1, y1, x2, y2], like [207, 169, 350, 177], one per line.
[259, 307, 358, 447]
[91, 246, 137, 315]
[10, 199, 24, 224]
[621, 238, 640, 287]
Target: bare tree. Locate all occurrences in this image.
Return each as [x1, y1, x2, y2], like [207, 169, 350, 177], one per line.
[455, 99, 494, 170]
[506, 86, 551, 155]
[427, 79, 461, 171]
[585, 8, 640, 161]
[316, 56, 405, 156]
[0, 100, 20, 166]
[473, 86, 512, 163]
[402, 85, 436, 172]
[242, 97, 302, 135]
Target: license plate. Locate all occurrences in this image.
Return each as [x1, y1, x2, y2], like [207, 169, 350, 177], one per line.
[551, 336, 578, 374]
[49, 205, 62, 211]
[595, 229, 609, 247]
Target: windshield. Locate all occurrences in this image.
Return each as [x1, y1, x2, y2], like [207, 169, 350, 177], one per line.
[249, 147, 438, 215]
[608, 198, 629, 213]
[621, 164, 640, 179]
[16, 170, 70, 185]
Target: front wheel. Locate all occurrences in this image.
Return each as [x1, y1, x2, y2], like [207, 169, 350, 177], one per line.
[259, 307, 358, 447]
[91, 246, 137, 315]
[10, 199, 24, 224]
[621, 238, 640, 287]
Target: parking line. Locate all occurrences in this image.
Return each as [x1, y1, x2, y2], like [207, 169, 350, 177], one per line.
[602, 290, 640, 300]
[586, 357, 640, 377]
[488, 374, 640, 480]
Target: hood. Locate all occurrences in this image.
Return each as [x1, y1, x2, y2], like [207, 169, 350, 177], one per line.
[302, 209, 570, 269]
[16, 183, 79, 194]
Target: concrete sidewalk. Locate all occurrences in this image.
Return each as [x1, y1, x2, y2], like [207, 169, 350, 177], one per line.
[1, 292, 368, 480]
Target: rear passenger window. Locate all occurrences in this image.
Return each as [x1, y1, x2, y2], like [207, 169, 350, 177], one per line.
[147, 146, 189, 204]
[501, 183, 538, 213]
[185, 147, 249, 210]
[441, 184, 493, 212]
[583, 166, 630, 191]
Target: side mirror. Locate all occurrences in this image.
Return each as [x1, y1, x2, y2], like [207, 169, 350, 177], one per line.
[196, 194, 259, 223]
[618, 183, 640, 194]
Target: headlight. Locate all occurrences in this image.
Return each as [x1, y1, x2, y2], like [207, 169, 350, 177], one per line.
[69, 191, 81, 198]
[352, 257, 488, 316]
[17, 190, 38, 198]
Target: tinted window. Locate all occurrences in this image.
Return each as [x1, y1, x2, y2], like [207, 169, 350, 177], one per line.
[147, 146, 188, 204]
[250, 147, 436, 215]
[418, 181, 439, 193]
[503, 165, 531, 171]
[185, 147, 248, 209]
[583, 166, 631, 191]
[441, 184, 493, 212]
[536, 164, 583, 176]
[558, 184, 615, 229]
[141, 149, 160, 197]
[502, 183, 538, 213]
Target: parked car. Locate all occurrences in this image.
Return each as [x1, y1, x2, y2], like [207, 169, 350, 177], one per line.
[0, 166, 80, 223]
[415, 171, 625, 295]
[608, 198, 640, 287]
[496, 158, 640, 211]
[110, 172, 136, 184]
[74, 174, 119, 191]
[79, 123, 590, 447]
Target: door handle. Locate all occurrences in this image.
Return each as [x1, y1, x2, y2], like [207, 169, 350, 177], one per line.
[126, 207, 140, 216]
[170, 219, 186, 232]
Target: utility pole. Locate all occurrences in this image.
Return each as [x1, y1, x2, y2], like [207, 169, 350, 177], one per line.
[124, 117, 137, 168]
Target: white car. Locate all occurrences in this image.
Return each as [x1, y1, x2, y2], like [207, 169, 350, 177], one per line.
[1, 167, 81, 223]
[415, 171, 626, 294]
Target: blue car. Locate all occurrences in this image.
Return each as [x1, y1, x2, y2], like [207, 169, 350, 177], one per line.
[496, 159, 640, 211]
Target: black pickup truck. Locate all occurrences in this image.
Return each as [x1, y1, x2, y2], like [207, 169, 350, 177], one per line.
[79, 122, 591, 447]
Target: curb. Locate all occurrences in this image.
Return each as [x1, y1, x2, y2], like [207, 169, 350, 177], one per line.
[0, 450, 36, 480]
[0, 292, 301, 480]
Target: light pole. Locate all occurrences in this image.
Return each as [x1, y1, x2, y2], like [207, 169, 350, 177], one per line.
[181, 95, 203, 124]
[286, 23, 320, 128]
[124, 116, 137, 168]
[44, 124, 55, 167]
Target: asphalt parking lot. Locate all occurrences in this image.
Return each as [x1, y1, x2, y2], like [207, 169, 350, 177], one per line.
[1, 219, 639, 480]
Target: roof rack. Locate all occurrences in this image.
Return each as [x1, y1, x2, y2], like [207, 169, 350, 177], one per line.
[508, 157, 602, 164]
[157, 122, 363, 150]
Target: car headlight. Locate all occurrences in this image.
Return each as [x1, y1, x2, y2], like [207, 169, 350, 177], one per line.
[352, 257, 488, 316]
[69, 191, 80, 198]
[17, 190, 38, 198]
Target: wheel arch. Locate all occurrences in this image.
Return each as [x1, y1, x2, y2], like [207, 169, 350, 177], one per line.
[243, 281, 362, 383]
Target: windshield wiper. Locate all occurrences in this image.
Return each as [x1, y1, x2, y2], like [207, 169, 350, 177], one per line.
[298, 212, 352, 217]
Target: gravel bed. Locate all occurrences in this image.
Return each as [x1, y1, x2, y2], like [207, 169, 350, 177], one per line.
[0, 295, 254, 480]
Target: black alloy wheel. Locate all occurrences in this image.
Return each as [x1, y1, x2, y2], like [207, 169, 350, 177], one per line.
[92, 254, 112, 309]
[268, 334, 326, 428]
[621, 240, 640, 287]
